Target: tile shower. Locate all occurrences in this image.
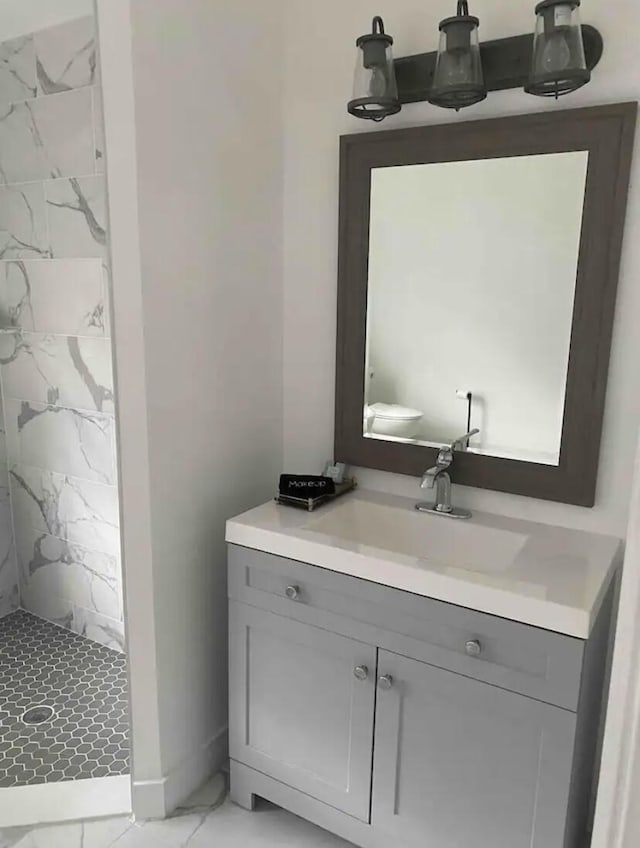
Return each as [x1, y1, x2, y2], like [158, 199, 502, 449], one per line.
[0, 14, 128, 792]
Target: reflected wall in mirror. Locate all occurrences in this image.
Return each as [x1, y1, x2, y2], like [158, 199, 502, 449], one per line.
[335, 104, 637, 506]
[364, 152, 589, 466]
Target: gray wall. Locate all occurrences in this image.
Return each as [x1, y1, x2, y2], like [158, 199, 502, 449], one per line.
[99, 0, 284, 814]
[283, 0, 640, 538]
[0, 15, 124, 651]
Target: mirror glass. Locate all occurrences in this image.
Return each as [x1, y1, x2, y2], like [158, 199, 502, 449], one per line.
[364, 152, 589, 465]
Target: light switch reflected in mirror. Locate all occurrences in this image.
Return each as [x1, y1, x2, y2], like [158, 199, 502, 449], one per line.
[363, 152, 589, 466]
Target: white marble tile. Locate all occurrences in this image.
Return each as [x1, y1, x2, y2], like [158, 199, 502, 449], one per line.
[0, 332, 115, 412]
[0, 36, 37, 107]
[177, 774, 227, 814]
[101, 826, 160, 848]
[46, 175, 107, 259]
[35, 16, 97, 96]
[102, 262, 112, 338]
[5, 398, 116, 484]
[133, 815, 210, 848]
[0, 389, 7, 468]
[0, 88, 94, 185]
[73, 605, 125, 652]
[0, 259, 106, 336]
[190, 800, 352, 848]
[0, 183, 50, 259]
[9, 801, 354, 848]
[15, 588, 125, 650]
[0, 485, 19, 618]
[134, 776, 229, 847]
[10, 464, 120, 556]
[17, 587, 74, 629]
[92, 86, 105, 174]
[12, 817, 132, 848]
[0, 827, 30, 848]
[17, 524, 122, 621]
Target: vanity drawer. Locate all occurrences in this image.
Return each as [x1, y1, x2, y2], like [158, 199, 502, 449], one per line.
[228, 545, 585, 711]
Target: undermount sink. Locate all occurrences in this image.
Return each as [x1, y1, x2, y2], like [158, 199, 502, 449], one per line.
[305, 498, 529, 574]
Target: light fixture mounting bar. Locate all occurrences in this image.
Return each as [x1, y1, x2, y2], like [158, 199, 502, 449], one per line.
[395, 24, 603, 105]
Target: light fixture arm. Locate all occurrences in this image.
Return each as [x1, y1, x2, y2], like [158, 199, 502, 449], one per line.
[393, 24, 603, 106]
[457, 1, 470, 15]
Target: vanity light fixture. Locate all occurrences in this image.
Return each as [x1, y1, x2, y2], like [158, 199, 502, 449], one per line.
[347, 16, 401, 122]
[347, 4, 603, 121]
[526, 0, 591, 98]
[429, 1, 486, 110]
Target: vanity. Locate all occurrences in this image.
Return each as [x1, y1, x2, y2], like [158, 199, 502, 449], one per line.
[226, 101, 636, 848]
[226, 492, 620, 848]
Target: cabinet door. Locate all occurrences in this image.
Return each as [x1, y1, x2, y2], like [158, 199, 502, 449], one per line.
[372, 651, 577, 848]
[229, 601, 377, 821]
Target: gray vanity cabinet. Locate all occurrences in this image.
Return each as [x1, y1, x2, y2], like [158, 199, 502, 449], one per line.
[372, 650, 576, 848]
[229, 602, 377, 821]
[228, 544, 614, 848]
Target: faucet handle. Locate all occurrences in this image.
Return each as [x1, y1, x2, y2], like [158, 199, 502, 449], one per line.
[448, 429, 480, 452]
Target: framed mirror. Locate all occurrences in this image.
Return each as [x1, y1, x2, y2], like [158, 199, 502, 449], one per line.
[335, 104, 637, 506]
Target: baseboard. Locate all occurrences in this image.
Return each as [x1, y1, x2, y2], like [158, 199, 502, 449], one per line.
[132, 725, 228, 820]
[131, 777, 168, 821]
[0, 776, 132, 829]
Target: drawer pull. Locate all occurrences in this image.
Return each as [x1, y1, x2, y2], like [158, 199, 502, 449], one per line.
[378, 675, 394, 691]
[465, 639, 483, 658]
[285, 585, 301, 601]
[354, 665, 369, 681]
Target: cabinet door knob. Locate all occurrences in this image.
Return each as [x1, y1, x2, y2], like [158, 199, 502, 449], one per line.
[465, 639, 482, 658]
[354, 665, 369, 681]
[285, 585, 300, 601]
[378, 675, 394, 691]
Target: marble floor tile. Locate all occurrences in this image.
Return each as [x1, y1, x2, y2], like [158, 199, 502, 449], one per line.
[189, 800, 352, 848]
[12, 817, 131, 848]
[133, 775, 228, 847]
[3, 794, 355, 848]
[0, 827, 30, 848]
[175, 774, 227, 814]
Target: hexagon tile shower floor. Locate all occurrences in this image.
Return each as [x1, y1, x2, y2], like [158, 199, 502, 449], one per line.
[0, 610, 129, 787]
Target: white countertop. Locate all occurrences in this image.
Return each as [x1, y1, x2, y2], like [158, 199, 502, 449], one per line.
[225, 490, 622, 639]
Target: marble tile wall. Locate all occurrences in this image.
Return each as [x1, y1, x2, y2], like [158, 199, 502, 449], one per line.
[0, 16, 124, 651]
[0, 390, 18, 618]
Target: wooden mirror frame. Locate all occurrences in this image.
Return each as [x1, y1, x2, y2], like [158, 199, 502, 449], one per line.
[335, 103, 637, 507]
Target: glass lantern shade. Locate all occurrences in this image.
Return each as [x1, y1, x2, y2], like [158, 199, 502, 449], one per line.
[429, 2, 486, 110]
[526, 0, 590, 97]
[348, 17, 401, 122]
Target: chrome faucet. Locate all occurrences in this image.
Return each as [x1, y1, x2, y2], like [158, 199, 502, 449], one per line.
[416, 429, 479, 520]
